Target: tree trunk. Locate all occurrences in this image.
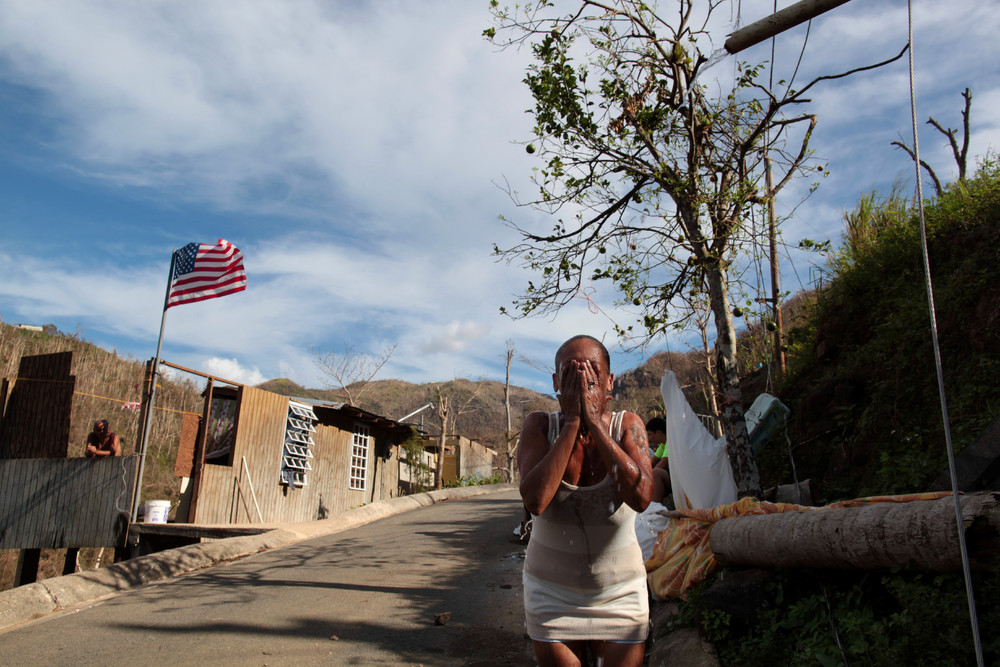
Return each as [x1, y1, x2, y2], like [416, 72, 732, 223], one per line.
[504, 345, 517, 483]
[434, 394, 450, 490]
[706, 265, 761, 498]
[711, 493, 1000, 571]
[700, 318, 723, 438]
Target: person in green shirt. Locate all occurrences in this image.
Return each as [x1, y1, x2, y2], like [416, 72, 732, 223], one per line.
[646, 417, 672, 505]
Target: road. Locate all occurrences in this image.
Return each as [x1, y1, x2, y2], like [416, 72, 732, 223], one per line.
[0, 489, 534, 666]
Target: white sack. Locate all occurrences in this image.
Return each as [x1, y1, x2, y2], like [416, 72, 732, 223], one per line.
[635, 501, 671, 561]
[661, 370, 738, 509]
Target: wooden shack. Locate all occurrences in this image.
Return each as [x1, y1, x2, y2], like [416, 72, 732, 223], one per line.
[412, 434, 498, 487]
[175, 382, 414, 525]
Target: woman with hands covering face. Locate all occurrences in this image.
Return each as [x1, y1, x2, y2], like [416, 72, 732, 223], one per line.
[518, 335, 653, 667]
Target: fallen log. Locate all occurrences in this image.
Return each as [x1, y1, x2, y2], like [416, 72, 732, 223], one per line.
[711, 492, 1000, 571]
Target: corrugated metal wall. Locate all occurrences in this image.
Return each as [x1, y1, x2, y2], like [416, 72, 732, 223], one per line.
[0, 456, 137, 549]
[191, 387, 404, 525]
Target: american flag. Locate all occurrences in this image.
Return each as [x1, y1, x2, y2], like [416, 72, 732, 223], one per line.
[166, 239, 247, 308]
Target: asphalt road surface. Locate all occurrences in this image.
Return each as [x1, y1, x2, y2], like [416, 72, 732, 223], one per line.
[0, 489, 534, 666]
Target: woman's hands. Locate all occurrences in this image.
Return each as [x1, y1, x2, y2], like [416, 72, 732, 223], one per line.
[557, 358, 606, 429]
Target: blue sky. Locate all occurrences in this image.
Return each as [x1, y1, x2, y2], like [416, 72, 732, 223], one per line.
[0, 0, 997, 395]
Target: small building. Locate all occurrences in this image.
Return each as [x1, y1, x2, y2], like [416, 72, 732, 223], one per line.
[406, 434, 497, 489]
[176, 383, 414, 525]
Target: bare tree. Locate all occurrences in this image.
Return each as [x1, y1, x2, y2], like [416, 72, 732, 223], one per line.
[311, 344, 396, 407]
[502, 340, 520, 482]
[433, 381, 487, 489]
[892, 88, 973, 199]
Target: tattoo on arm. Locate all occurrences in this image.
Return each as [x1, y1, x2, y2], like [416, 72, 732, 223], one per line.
[629, 423, 648, 449]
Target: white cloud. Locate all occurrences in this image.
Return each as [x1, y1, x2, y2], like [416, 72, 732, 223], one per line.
[1, 0, 998, 397]
[201, 357, 266, 386]
[419, 320, 490, 354]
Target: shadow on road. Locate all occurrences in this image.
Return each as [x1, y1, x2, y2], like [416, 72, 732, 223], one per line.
[74, 492, 535, 665]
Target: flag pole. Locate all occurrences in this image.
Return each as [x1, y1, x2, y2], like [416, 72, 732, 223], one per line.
[131, 249, 177, 522]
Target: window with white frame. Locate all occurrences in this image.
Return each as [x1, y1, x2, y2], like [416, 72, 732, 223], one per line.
[349, 423, 371, 491]
[281, 401, 316, 487]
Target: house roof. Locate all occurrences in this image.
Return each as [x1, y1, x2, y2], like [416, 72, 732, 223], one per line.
[290, 397, 415, 437]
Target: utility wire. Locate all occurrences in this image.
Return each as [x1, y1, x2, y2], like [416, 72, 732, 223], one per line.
[905, 2, 984, 665]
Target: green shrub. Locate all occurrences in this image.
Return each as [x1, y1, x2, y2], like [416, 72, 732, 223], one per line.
[443, 472, 505, 488]
[713, 569, 1000, 666]
[776, 158, 1000, 499]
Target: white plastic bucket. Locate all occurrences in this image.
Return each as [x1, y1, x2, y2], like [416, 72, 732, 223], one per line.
[144, 500, 171, 524]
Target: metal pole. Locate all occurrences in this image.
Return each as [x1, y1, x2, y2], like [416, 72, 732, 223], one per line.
[725, 0, 853, 54]
[130, 250, 176, 522]
[397, 402, 435, 423]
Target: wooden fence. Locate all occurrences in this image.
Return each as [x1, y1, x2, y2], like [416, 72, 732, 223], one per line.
[0, 351, 75, 459]
[0, 456, 137, 549]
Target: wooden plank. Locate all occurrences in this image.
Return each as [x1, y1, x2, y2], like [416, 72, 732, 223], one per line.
[0, 352, 75, 459]
[197, 465, 234, 524]
[129, 523, 270, 539]
[187, 378, 213, 523]
[173, 412, 200, 477]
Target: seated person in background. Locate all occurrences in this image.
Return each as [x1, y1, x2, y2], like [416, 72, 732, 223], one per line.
[646, 417, 672, 505]
[646, 417, 666, 464]
[85, 419, 121, 457]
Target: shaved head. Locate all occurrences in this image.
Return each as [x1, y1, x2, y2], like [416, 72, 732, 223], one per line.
[555, 335, 611, 373]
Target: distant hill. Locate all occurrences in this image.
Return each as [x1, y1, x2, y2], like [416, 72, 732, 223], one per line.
[258, 349, 734, 457]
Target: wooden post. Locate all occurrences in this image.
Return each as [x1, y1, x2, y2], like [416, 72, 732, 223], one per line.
[239, 456, 263, 523]
[186, 378, 213, 523]
[725, 0, 854, 54]
[765, 156, 786, 380]
[62, 547, 79, 575]
[0, 377, 9, 432]
[15, 549, 40, 586]
[135, 359, 154, 458]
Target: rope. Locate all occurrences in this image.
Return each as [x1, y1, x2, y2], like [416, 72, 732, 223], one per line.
[573, 287, 664, 369]
[3, 376, 137, 386]
[3, 378, 198, 416]
[905, 2, 984, 664]
[73, 391, 199, 416]
[74, 390, 138, 405]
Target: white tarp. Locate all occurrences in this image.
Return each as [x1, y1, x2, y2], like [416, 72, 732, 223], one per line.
[661, 370, 738, 509]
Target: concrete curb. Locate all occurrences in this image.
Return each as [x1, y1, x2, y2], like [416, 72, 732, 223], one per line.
[0, 483, 518, 633]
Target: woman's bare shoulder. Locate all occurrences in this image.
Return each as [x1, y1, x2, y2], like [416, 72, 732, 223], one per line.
[522, 410, 552, 429]
[619, 410, 643, 424]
